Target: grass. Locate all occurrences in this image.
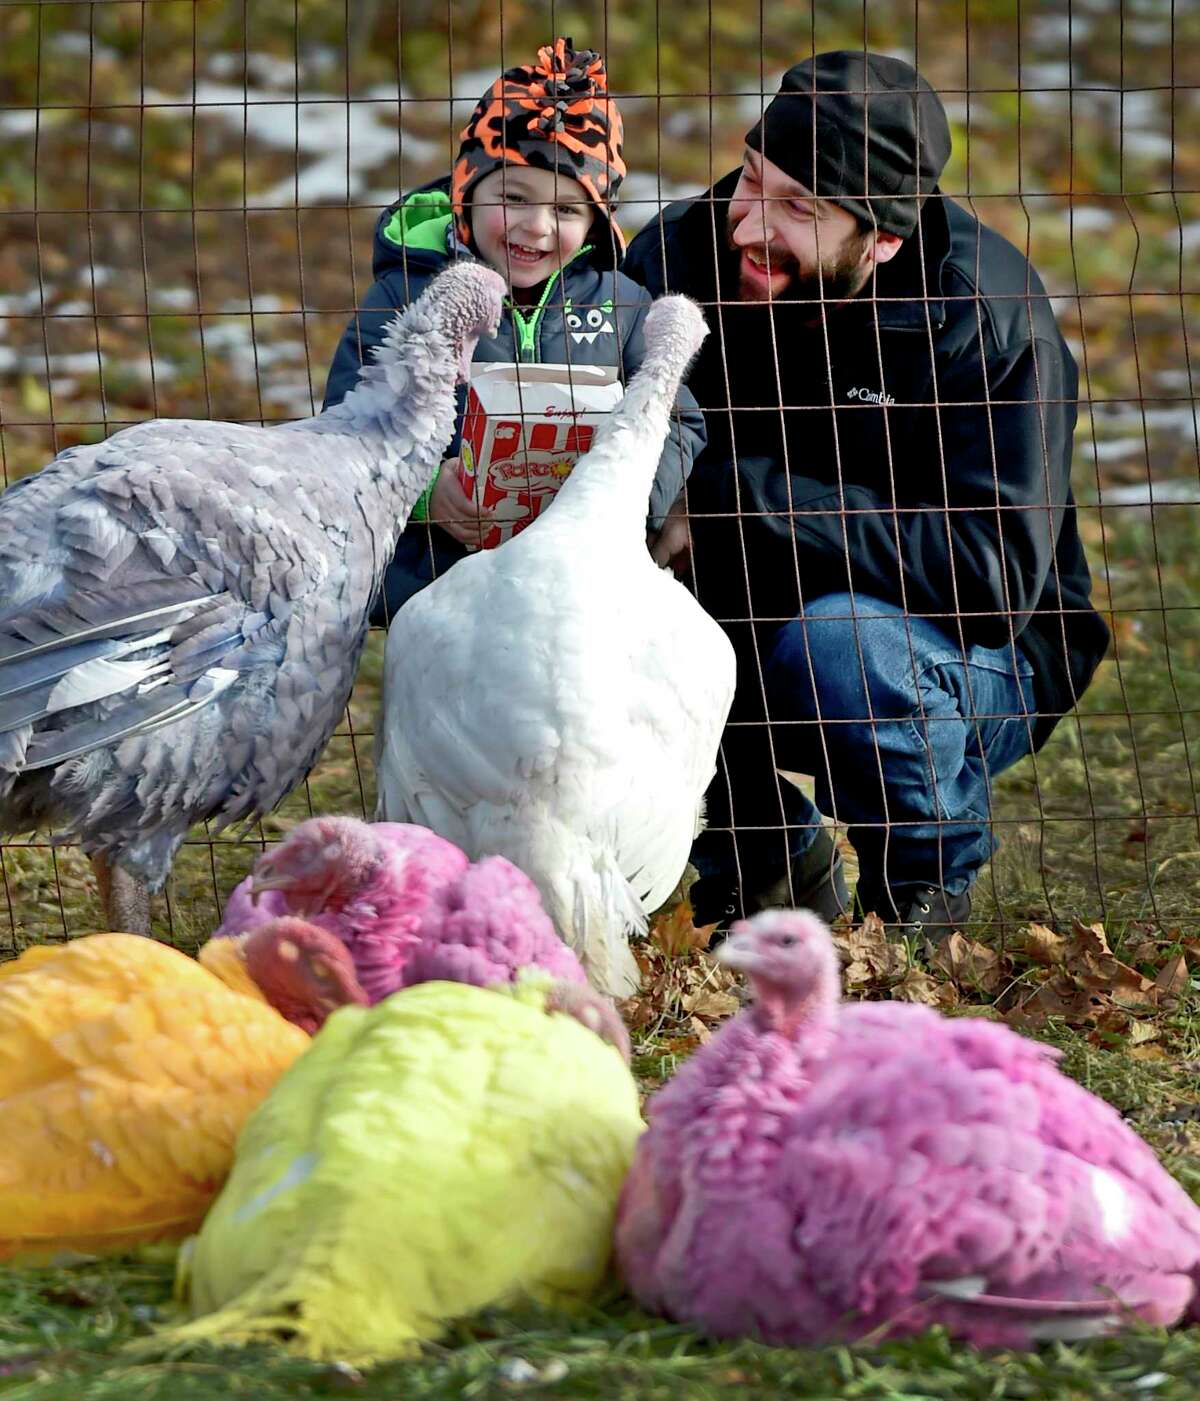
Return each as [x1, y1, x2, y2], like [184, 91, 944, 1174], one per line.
[3, 1170, 1200, 1401]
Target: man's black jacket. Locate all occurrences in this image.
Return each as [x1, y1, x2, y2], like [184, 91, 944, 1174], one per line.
[625, 173, 1109, 750]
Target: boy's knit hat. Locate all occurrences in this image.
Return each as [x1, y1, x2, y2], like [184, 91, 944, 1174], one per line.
[451, 38, 627, 255]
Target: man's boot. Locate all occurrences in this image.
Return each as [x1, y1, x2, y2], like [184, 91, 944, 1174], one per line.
[690, 827, 850, 934]
[854, 881, 973, 943]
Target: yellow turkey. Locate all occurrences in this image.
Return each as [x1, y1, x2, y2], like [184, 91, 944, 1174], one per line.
[165, 976, 643, 1363]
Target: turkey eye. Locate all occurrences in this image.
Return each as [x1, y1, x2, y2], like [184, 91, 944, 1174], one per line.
[586, 308, 603, 328]
[778, 935, 796, 947]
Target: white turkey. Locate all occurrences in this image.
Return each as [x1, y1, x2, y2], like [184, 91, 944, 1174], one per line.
[376, 295, 736, 995]
[0, 264, 505, 932]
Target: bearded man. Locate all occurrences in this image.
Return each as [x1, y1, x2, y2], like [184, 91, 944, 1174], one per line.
[625, 51, 1108, 939]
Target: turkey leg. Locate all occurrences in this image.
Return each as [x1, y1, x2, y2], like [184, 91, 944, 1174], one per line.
[91, 852, 151, 934]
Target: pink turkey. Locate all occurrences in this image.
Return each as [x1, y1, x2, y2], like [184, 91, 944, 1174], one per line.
[218, 815, 585, 1002]
[404, 854, 587, 989]
[217, 817, 467, 1002]
[615, 909, 1200, 1348]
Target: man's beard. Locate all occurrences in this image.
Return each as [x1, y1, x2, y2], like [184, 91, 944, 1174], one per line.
[729, 227, 873, 305]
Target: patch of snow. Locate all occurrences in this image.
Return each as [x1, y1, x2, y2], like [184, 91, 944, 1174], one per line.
[1154, 369, 1194, 391]
[1116, 90, 1162, 129]
[1066, 206, 1116, 232]
[129, 357, 177, 384]
[1022, 61, 1073, 88]
[0, 110, 36, 137]
[1081, 437, 1146, 464]
[1089, 404, 1199, 436]
[1028, 14, 1094, 45]
[262, 376, 319, 415]
[1119, 131, 1174, 162]
[153, 287, 197, 311]
[142, 79, 435, 207]
[1099, 479, 1200, 506]
[0, 288, 54, 316]
[619, 171, 705, 233]
[50, 32, 120, 62]
[46, 352, 104, 377]
[208, 51, 301, 92]
[735, 73, 787, 124]
[1126, 21, 1171, 45]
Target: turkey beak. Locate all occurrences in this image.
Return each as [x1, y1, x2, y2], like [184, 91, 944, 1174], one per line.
[249, 871, 295, 904]
[715, 933, 763, 975]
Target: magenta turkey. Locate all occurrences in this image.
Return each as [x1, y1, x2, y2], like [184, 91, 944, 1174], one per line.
[217, 815, 587, 1001]
[616, 909, 1200, 1348]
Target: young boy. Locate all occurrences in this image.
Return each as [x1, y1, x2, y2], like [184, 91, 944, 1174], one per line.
[322, 39, 706, 623]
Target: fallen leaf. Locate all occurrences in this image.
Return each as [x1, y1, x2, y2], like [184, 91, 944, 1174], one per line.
[892, 967, 943, 1006]
[1122, 934, 1163, 968]
[934, 980, 962, 1011]
[1128, 1019, 1161, 1046]
[1107, 968, 1159, 1012]
[1068, 918, 1117, 971]
[831, 914, 908, 983]
[1154, 953, 1190, 1002]
[1014, 971, 1111, 1025]
[930, 931, 1004, 993]
[1130, 1043, 1170, 1061]
[681, 988, 741, 1020]
[1013, 922, 1066, 966]
[1066, 917, 1157, 1010]
[842, 958, 873, 986]
[651, 899, 718, 958]
[1094, 1004, 1133, 1034]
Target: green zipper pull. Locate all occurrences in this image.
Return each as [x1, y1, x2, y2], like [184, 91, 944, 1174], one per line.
[504, 244, 592, 363]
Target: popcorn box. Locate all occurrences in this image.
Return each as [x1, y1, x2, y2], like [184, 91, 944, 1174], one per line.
[457, 362, 623, 551]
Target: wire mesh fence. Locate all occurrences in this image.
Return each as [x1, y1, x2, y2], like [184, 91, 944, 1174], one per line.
[0, 0, 1196, 964]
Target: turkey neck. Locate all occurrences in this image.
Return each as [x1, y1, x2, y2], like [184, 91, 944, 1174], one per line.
[548, 346, 691, 536]
[288, 332, 460, 550]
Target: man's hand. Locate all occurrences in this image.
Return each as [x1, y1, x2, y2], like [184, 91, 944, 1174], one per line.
[647, 497, 693, 576]
[427, 460, 495, 547]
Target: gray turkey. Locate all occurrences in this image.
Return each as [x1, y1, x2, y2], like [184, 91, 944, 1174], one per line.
[0, 263, 505, 931]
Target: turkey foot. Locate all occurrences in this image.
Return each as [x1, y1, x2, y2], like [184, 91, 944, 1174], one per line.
[91, 852, 151, 934]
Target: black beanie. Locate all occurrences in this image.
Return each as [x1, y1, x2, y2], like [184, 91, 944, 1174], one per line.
[745, 51, 951, 238]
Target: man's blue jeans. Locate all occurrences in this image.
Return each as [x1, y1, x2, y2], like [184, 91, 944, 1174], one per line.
[693, 593, 1039, 900]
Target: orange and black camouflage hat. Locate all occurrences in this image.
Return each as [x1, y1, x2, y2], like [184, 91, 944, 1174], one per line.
[451, 38, 627, 255]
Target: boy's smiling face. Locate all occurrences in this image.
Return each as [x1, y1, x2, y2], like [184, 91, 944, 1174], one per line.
[469, 165, 593, 290]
